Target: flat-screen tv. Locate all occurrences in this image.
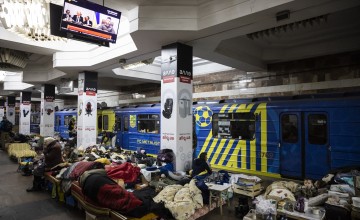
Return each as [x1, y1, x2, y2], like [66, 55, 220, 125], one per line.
[60, 0, 121, 44]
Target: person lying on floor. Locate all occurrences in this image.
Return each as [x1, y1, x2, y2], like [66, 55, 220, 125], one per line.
[27, 137, 64, 192]
[79, 169, 172, 219]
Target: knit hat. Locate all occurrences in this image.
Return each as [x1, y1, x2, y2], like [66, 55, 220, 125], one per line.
[44, 137, 56, 148]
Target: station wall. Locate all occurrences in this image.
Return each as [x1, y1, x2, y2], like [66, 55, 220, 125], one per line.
[59, 50, 360, 107]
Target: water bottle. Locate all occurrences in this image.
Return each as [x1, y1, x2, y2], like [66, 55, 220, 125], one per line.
[266, 213, 273, 220]
[281, 215, 288, 220]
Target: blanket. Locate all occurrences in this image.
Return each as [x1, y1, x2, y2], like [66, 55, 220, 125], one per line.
[265, 181, 299, 202]
[80, 169, 142, 213]
[69, 161, 104, 180]
[153, 180, 203, 220]
[106, 162, 140, 183]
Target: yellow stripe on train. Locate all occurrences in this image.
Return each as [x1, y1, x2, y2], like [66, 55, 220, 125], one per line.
[198, 103, 278, 177]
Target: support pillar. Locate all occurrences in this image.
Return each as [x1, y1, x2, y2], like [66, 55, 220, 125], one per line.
[40, 84, 55, 137]
[5, 96, 16, 125]
[77, 71, 98, 149]
[0, 100, 4, 118]
[160, 42, 193, 171]
[19, 92, 31, 135]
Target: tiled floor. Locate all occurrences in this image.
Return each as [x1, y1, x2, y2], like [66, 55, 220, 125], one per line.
[0, 150, 84, 220]
[0, 150, 241, 220]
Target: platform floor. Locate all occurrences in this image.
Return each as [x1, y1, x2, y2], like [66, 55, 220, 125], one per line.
[0, 150, 242, 220]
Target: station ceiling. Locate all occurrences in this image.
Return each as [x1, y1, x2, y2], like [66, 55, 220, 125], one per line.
[0, 0, 360, 98]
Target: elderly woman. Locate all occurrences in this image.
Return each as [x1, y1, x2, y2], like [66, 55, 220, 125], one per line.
[26, 137, 64, 192]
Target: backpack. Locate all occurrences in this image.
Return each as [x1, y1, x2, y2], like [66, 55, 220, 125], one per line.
[3, 120, 13, 132]
[157, 149, 174, 164]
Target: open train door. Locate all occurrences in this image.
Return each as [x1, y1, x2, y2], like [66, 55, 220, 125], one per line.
[280, 112, 303, 179]
[304, 112, 330, 180]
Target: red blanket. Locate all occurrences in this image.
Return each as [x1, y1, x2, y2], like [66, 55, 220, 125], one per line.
[98, 184, 142, 212]
[70, 161, 104, 180]
[106, 162, 140, 183]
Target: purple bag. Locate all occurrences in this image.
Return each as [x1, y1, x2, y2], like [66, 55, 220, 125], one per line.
[295, 197, 305, 213]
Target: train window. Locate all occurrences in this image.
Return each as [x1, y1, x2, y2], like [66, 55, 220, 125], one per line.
[212, 112, 255, 140]
[64, 115, 71, 125]
[137, 114, 160, 134]
[281, 114, 298, 143]
[103, 115, 109, 130]
[124, 116, 129, 132]
[308, 114, 327, 145]
[212, 114, 219, 138]
[98, 116, 103, 130]
[55, 116, 61, 126]
[114, 116, 121, 131]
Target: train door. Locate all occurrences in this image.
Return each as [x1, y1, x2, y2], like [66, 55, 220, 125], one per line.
[122, 114, 130, 149]
[115, 114, 129, 149]
[114, 115, 122, 147]
[280, 113, 303, 178]
[304, 112, 329, 179]
[62, 115, 72, 139]
[280, 112, 329, 179]
[55, 114, 61, 132]
[97, 112, 103, 135]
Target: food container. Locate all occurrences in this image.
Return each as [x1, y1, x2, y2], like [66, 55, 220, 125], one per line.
[353, 197, 360, 208]
[311, 207, 320, 215]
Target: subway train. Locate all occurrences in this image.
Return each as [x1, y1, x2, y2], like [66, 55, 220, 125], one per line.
[37, 93, 360, 180]
[51, 108, 115, 139]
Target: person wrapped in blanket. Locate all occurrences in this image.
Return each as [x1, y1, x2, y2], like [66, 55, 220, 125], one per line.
[26, 137, 64, 192]
[191, 152, 212, 181]
[80, 168, 172, 218]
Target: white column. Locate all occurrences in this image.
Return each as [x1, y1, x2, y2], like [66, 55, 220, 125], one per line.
[0, 100, 4, 119]
[19, 92, 31, 135]
[40, 84, 55, 137]
[77, 71, 98, 149]
[5, 96, 16, 124]
[161, 43, 193, 171]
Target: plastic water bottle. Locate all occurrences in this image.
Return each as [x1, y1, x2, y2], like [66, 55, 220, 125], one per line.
[266, 213, 273, 220]
[280, 215, 288, 220]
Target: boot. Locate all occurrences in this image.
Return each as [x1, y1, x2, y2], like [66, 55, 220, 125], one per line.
[26, 176, 43, 192]
[26, 186, 41, 192]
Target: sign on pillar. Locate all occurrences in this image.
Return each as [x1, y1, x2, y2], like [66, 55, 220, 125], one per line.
[161, 42, 193, 171]
[77, 71, 98, 149]
[20, 92, 31, 135]
[6, 96, 16, 124]
[0, 100, 5, 119]
[40, 84, 55, 137]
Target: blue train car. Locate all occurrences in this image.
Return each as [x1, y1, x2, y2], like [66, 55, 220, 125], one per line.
[194, 94, 360, 180]
[30, 112, 40, 134]
[113, 94, 360, 180]
[114, 104, 161, 155]
[54, 108, 77, 139]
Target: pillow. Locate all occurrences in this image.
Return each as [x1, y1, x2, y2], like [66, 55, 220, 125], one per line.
[267, 188, 296, 202]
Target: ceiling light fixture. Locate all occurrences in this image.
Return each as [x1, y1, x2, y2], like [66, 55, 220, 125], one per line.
[0, 0, 64, 41]
[246, 14, 328, 40]
[120, 58, 154, 70]
[0, 47, 29, 68]
[0, 70, 6, 81]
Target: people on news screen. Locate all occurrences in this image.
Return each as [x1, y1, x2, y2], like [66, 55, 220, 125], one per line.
[96, 17, 115, 34]
[83, 16, 93, 27]
[62, 9, 116, 33]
